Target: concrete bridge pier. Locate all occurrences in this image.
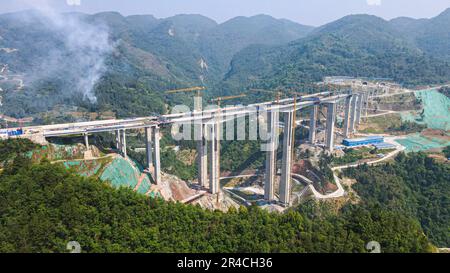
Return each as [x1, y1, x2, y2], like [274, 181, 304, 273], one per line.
[208, 123, 220, 194]
[84, 133, 90, 151]
[325, 102, 336, 152]
[356, 93, 364, 125]
[280, 110, 294, 207]
[115, 130, 120, 150]
[193, 96, 208, 188]
[343, 96, 352, 138]
[264, 110, 279, 201]
[197, 123, 208, 188]
[364, 91, 370, 118]
[309, 104, 318, 144]
[120, 129, 127, 157]
[145, 127, 154, 175]
[349, 94, 358, 134]
[153, 126, 161, 184]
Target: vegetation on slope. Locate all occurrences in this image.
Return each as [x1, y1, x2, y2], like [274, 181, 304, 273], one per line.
[0, 138, 38, 163]
[222, 14, 450, 96]
[0, 155, 433, 253]
[0, 141, 433, 252]
[391, 8, 450, 60]
[444, 146, 450, 158]
[344, 152, 450, 247]
[438, 86, 450, 98]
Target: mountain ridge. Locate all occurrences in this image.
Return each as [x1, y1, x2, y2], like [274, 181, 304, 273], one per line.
[1, 8, 450, 120]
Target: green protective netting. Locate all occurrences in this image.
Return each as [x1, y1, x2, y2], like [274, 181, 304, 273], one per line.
[26, 144, 85, 161]
[136, 177, 152, 194]
[395, 133, 450, 153]
[63, 160, 102, 177]
[99, 157, 154, 194]
[401, 89, 450, 131]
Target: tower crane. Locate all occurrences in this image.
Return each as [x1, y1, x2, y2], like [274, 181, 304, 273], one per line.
[165, 86, 206, 111]
[249, 88, 283, 104]
[210, 94, 247, 107]
[164, 86, 206, 96]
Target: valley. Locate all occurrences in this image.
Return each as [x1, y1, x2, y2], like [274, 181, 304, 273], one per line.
[0, 4, 449, 254]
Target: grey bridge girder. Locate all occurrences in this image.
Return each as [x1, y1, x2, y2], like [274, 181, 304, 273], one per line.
[37, 90, 373, 206]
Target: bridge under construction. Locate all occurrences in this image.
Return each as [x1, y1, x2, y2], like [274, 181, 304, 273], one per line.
[11, 83, 386, 207]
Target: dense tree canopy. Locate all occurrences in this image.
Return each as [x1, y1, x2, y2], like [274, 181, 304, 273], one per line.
[0, 139, 436, 253]
[344, 153, 450, 247]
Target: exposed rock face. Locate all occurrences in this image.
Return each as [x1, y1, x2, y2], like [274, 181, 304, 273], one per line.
[154, 172, 239, 212]
[192, 192, 240, 212]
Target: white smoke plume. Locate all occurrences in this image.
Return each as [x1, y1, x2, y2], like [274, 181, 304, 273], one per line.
[21, 0, 114, 103]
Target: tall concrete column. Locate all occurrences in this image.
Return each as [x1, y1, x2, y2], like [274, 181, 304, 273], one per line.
[208, 123, 219, 194]
[309, 105, 318, 144]
[84, 133, 90, 150]
[121, 129, 127, 157]
[197, 123, 208, 188]
[343, 96, 352, 138]
[264, 110, 279, 201]
[325, 102, 336, 152]
[216, 119, 221, 192]
[349, 94, 358, 134]
[145, 127, 154, 173]
[280, 111, 294, 206]
[364, 91, 370, 117]
[115, 130, 120, 150]
[153, 126, 161, 184]
[356, 93, 363, 125]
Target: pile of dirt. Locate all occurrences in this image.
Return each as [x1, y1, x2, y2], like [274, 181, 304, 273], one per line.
[156, 172, 239, 212]
[292, 160, 314, 176]
[156, 172, 196, 201]
[193, 192, 240, 212]
[323, 182, 338, 193]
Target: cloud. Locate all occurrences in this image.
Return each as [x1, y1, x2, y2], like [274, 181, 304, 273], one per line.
[366, 0, 382, 6]
[66, 0, 81, 6]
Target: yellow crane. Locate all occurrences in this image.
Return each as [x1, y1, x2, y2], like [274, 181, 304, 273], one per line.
[164, 86, 206, 96]
[165, 86, 206, 111]
[210, 94, 247, 107]
[249, 88, 284, 104]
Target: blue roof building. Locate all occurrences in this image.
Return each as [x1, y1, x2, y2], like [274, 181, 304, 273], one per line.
[343, 136, 384, 147]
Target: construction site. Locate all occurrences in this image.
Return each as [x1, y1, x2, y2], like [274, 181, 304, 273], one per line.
[1, 77, 449, 211]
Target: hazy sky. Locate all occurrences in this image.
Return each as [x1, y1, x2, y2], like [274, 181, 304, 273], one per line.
[2, 0, 450, 26]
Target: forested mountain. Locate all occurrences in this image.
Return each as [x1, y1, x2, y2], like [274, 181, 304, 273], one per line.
[0, 139, 436, 253]
[222, 14, 450, 95]
[199, 15, 313, 76]
[0, 10, 312, 119]
[390, 8, 450, 60]
[1, 9, 450, 120]
[344, 153, 450, 247]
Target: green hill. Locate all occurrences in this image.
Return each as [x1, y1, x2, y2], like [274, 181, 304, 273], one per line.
[0, 139, 435, 252]
[1, 9, 450, 120]
[390, 8, 450, 60]
[0, 10, 315, 119]
[221, 14, 450, 95]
